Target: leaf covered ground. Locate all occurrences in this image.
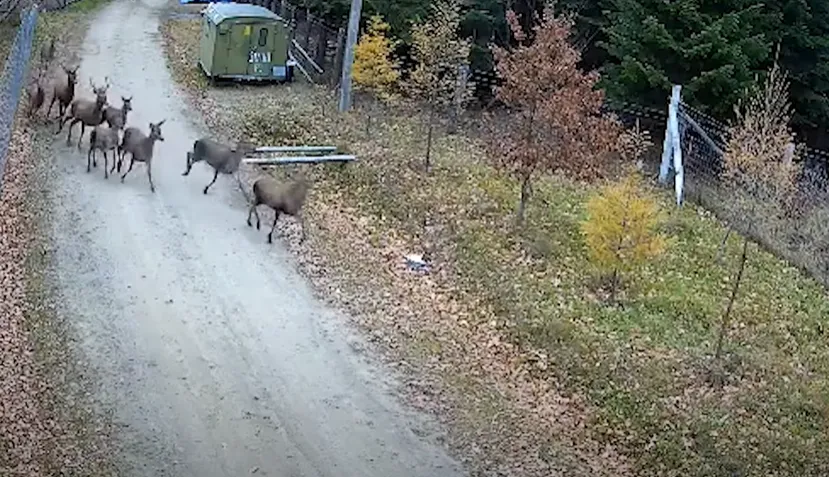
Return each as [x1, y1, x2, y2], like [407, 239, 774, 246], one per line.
[1, 1, 117, 475]
[161, 14, 829, 477]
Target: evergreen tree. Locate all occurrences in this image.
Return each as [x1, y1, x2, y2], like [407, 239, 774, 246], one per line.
[766, 0, 829, 129]
[599, 0, 772, 119]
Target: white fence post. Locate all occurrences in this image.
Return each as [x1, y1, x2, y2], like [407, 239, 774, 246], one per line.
[659, 85, 684, 206]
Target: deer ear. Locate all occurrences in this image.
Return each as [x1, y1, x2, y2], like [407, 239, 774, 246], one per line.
[157, 119, 166, 126]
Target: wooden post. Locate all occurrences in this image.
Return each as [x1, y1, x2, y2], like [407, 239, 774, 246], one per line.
[315, 25, 328, 75]
[449, 63, 469, 134]
[303, 9, 312, 49]
[331, 27, 345, 88]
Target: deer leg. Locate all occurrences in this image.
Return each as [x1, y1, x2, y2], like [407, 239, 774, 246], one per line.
[109, 150, 121, 174]
[247, 201, 256, 227]
[147, 160, 155, 193]
[56, 113, 69, 135]
[65, 119, 79, 145]
[267, 210, 281, 244]
[120, 156, 135, 183]
[254, 203, 262, 229]
[203, 169, 219, 195]
[103, 151, 109, 179]
[77, 123, 86, 150]
[86, 146, 93, 173]
[46, 96, 55, 120]
[296, 211, 307, 244]
[247, 199, 262, 227]
[115, 146, 124, 172]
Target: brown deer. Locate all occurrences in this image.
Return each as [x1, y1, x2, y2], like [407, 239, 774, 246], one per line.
[119, 120, 166, 193]
[56, 77, 110, 149]
[46, 64, 78, 121]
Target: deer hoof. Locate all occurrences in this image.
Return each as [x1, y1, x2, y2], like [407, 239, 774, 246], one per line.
[256, 222, 261, 231]
[247, 219, 252, 227]
[203, 187, 208, 195]
[267, 234, 273, 244]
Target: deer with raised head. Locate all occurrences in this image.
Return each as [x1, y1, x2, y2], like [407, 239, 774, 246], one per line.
[119, 120, 166, 193]
[46, 64, 78, 121]
[103, 95, 132, 131]
[40, 38, 55, 72]
[57, 77, 110, 149]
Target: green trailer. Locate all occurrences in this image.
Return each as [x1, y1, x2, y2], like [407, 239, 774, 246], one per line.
[198, 2, 295, 82]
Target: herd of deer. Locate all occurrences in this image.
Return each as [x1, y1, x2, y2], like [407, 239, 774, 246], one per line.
[23, 38, 310, 244]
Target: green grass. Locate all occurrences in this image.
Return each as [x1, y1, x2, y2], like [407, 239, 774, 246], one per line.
[264, 97, 829, 474]
[160, 17, 829, 477]
[296, 100, 829, 476]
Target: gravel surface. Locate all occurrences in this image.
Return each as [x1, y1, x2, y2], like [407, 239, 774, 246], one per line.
[44, 0, 464, 475]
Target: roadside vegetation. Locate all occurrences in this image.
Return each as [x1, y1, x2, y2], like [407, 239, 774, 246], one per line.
[160, 3, 829, 476]
[0, 0, 116, 475]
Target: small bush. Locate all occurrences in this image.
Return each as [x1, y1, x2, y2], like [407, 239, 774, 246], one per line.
[582, 172, 667, 301]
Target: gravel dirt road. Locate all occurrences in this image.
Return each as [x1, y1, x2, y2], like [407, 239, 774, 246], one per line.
[46, 0, 463, 475]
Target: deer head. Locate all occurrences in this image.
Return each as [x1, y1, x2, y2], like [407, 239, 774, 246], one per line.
[121, 96, 133, 113]
[89, 77, 110, 107]
[62, 64, 78, 85]
[150, 120, 166, 142]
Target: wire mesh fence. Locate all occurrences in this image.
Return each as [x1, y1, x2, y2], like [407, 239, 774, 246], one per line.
[678, 98, 829, 285]
[236, 0, 344, 84]
[0, 4, 37, 194]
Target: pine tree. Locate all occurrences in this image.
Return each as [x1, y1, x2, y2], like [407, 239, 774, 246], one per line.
[766, 0, 829, 130]
[598, 0, 773, 119]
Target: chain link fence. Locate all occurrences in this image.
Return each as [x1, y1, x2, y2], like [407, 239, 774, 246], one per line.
[677, 99, 829, 285]
[0, 4, 37, 194]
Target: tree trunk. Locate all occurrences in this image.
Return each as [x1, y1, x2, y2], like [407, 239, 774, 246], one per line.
[517, 173, 532, 224]
[609, 267, 619, 303]
[365, 101, 372, 138]
[425, 105, 434, 173]
[715, 225, 732, 264]
[714, 235, 749, 362]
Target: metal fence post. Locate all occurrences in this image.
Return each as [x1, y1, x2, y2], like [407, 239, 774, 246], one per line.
[0, 6, 38, 193]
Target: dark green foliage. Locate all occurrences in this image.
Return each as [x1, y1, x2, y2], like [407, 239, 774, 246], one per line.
[459, 0, 508, 100]
[301, 0, 433, 41]
[598, 0, 772, 119]
[303, 0, 829, 140]
[765, 0, 829, 128]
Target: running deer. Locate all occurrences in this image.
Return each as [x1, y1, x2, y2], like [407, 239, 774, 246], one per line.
[119, 120, 166, 193]
[46, 64, 78, 121]
[182, 137, 256, 194]
[57, 77, 110, 149]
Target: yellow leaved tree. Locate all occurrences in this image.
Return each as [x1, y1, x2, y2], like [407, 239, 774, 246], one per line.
[582, 169, 667, 302]
[352, 15, 399, 101]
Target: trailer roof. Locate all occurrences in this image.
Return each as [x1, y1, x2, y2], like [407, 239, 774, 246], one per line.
[204, 2, 283, 24]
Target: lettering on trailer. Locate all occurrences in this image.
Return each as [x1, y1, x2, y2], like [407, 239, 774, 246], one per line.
[248, 51, 272, 63]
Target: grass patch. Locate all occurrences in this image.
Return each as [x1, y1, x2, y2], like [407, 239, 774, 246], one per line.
[161, 16, 829, 477]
